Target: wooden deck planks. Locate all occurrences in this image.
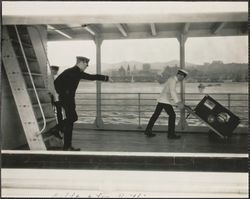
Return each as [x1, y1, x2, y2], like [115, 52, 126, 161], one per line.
[72, 130, 247, 153]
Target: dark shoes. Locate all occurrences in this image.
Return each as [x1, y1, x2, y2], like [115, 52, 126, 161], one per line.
[63, 146, 81, 151]
[168, 134, 181, 139]
[144, 130, 180, 139]
[144, 130, 156, 138]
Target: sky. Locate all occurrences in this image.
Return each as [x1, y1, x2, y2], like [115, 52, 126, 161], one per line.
[47, 36, 248, 74]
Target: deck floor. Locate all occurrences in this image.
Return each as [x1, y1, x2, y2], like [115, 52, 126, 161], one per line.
[71, 130, 247, 154]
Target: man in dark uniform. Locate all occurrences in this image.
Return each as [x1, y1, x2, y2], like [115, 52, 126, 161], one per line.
[54, 56, 109, 151]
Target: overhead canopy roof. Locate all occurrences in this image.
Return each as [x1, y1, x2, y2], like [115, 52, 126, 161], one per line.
[2, 2, 248, 41]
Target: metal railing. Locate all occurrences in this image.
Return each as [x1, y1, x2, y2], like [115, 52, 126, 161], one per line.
[75, 92, 248, 128]
[14, 25, 47, 135]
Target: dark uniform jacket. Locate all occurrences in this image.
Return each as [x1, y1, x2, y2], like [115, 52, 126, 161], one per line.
[54, 65, 109, 103]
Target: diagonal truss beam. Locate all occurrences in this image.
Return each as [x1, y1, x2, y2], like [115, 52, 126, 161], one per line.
[115, 24, 128, 37]
[47, 25, 72, 39]
[212, 22, 226, 34]
[82, 24, 95, 36]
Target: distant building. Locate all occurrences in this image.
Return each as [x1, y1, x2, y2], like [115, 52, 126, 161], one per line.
[127, 64, 131, 76]
[111, 70, 119, 76]
[211, 60, 224, 65]
[133, 65, 136, 72]
[118, 66, 126, 76]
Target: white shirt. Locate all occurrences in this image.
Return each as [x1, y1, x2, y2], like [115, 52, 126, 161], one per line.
[48, 73, 58, 101]
[157, 76, 180, 105]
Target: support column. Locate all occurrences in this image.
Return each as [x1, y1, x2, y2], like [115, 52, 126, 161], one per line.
[177, 34, 188, 130]
[94, 37, 104, 128]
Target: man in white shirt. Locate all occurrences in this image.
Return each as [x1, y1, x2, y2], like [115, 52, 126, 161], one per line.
[144, 69, 188, 139]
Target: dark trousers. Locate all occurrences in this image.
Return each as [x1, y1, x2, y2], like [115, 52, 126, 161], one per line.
[146, 102, 176, 135]
[59, 96, 78, 148]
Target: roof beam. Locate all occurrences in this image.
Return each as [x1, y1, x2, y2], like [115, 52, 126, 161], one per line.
[82, 24, 97, 36]
[101, 31, 180, 40]
[115, 24, 128, 37]
[150, 23, 157, 36]
[48, 28, 247, 41]
[183, 23, 190, 34]
[3, 12, 247, 24]
[212, 22, 226, 34]
[47, 25, 72, 39]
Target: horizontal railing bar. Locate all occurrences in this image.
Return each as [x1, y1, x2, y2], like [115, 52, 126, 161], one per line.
[76, 99, 158, 101]
[225, 100, 249, 102]
[102, 98, 248, 101]
[76, 107, 247, 111]
[183, 99, 248, 101]
[77, 99, 248, 107]
[78, 98, 142, 100]
[103, 104, 141, 106]
[79, 115, 181, 118]
[78, 117, 95, 118]
[76, 104, 95, 106]
[76, 92, 248, 95]
[76, 108, 247, 112]
[76, 99, 248, 103]
[76, 104, 170, 107]
[78, 110, 139, 112]
[77, 110, 182, 114]
[78, 116, 181, 120]
[228, 106, 249, 108]
[79, 117, 248, 121]
[76, 103, 247, 108]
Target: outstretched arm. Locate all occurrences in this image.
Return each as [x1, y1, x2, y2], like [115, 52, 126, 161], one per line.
[80, 72, 109, 81]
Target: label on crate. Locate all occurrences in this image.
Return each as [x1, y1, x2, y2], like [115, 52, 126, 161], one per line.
[204, 99, 216, 110]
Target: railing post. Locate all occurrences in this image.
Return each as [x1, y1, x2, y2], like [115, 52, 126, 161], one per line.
[94, 36, 104, 128]
[228, 93, 231, 110]
[177, 33, 188, 130]
[138, 93, 142, 129]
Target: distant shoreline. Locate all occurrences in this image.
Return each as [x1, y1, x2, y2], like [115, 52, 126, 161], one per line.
[77, 81, 248, 94]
